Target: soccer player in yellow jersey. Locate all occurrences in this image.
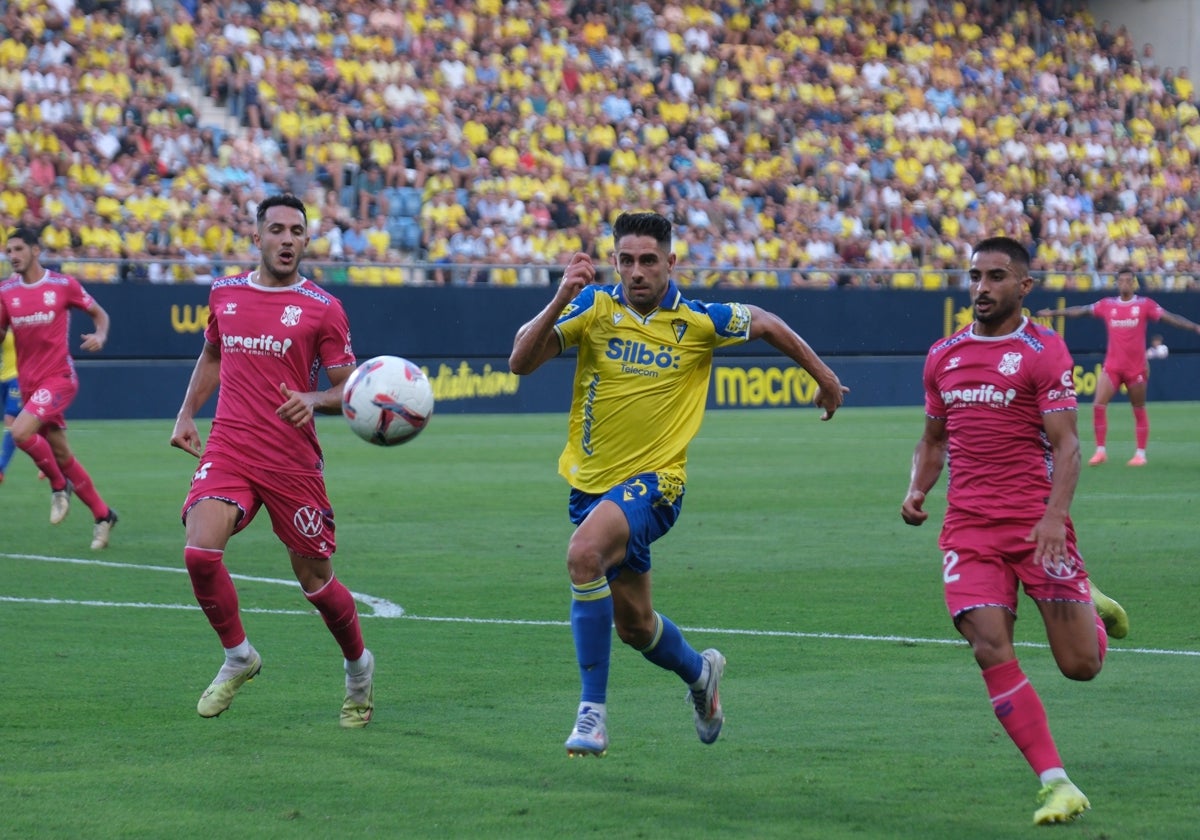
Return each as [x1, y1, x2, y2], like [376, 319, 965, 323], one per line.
[0, 330, 18, 482]
[509, 212, 847, 757]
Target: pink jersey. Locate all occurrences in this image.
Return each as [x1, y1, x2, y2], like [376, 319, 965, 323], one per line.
[202, 272, 355, 474]
[923, 318, 1078, 523]
[1091, 295, 1162, 371]
[0, 269, 95, 390]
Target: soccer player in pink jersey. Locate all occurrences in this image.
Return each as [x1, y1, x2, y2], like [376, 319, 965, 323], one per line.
[0, 228, 118, 549]
[169, 194, 374, 728]
[1038, 267, 1200, 466]
[902, 237, 1130, 826]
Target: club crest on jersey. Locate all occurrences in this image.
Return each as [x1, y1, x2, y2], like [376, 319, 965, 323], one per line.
[281, 305, 303, 327]
[672, 319, 688, 342]
[43, 290, 56, 306]
[998, 352, 1022, 376]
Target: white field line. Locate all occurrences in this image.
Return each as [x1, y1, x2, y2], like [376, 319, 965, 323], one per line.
[2, 553, 1197, 658]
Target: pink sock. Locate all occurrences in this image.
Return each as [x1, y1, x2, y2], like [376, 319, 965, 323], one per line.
[981, 659, 1063, 776]
[305, 576, 365, 661]
[17, 434, 66, 489]
[184, 546, 245, 648]
[1132, 406, 1149, 450]
[1092, 404, 1107, 448]
[59, 457, 109, 519]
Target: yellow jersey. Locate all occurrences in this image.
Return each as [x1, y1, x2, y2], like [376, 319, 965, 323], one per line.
[553, 282, 750, 492]
[0, 329, 15, 382]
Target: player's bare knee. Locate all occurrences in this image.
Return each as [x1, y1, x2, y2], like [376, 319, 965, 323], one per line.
[565, 539, 607, 583]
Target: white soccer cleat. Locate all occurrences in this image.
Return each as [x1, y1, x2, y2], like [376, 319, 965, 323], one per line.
[689, 648, 726, 745]
[565, 704, 608, 757]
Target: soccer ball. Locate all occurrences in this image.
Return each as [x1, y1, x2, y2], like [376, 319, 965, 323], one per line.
[342, 355, 434, 446]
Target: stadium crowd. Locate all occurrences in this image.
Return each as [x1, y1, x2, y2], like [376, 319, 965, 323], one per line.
[0, 0, 1199, 289]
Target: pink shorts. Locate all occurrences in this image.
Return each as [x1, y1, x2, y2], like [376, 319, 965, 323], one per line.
[181, 457, 336, 558]
[939, 520, 1092, 621]
[21, 376, 77, 430]
[1102, 364, 1147, 390]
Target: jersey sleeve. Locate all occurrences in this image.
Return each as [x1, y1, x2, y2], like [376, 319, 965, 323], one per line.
[318, 298, 356, 371]
[1034, 335, 1078, 414]
[202, 288, 221, 347]
[922, 347, 946, 418]
[702, 301, 751, 348]
[66, 276, 96, 311]
[1145, 298, 1164, 322]
[553, 284, 600, 351]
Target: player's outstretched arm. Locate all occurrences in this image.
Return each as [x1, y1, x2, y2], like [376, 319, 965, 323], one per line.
[901, 416, 947, 526]
[171, 342, 221, 458]
[745, 305, 848, 420]
[1158, 310, 1200, 335]
[509, 251, 595, 375]
[1036, 304, 1091, 318]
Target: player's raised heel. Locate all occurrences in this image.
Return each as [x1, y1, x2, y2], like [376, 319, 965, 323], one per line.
[689, 648, 726, 745]
[1090, 582, 1129, 639]
[91, 509, 118, 550]
[50, 480, 73, 524]
[1087, 450, 1107, 466]
[340, 649, 375, 729]
[565, 704, 608, 757]
[197, 648, 262, 718]
[1033, 779, 1090, 825]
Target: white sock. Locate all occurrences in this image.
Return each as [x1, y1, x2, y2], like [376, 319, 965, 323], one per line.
[579, 701, 606, 716]
[689, 659, 710, 691]
[224, 640, 251, 662]
[345, 649, 372, 677]
[1094, 446, 1106, 454]
[1134, 448, 1146, 458]
[1039, 768, 1069, 786]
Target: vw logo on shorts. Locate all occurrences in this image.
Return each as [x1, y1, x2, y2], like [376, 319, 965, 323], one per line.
[293, 505, 325, 537]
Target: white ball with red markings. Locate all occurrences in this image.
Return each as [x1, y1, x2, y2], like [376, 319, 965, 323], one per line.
[342, 355, 434, 446]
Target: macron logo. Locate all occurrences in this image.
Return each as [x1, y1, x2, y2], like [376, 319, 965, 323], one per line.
[222, 333, 293, 356]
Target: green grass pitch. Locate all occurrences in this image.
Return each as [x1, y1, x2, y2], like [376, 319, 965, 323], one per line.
[1, 405, 1197, 838]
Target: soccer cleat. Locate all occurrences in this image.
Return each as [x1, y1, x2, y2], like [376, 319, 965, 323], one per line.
[340, 649, 375, 729]
[1033, 779, 1090, 825]
[1126, 454, 1147, 467]
[49, 481, 73, 524]
[565, 704, 608, 757]
[1087, 450, 1107, 466]
[90, 510, 118, 550]
[689, 648, 726, 745]
[197, 648, 263, 718]
[1090, 581, 1129, 639]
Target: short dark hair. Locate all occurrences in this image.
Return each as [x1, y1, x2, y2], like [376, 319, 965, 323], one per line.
[1116, 267, 1137, 279]
[971, 236, 1030, 275]
[9, 227, 40, 246]
[613, 212, 672, 249]
[256, 193, 308, 226]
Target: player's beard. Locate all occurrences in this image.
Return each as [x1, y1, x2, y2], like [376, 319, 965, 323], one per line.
[973, 295, 1018, 326]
